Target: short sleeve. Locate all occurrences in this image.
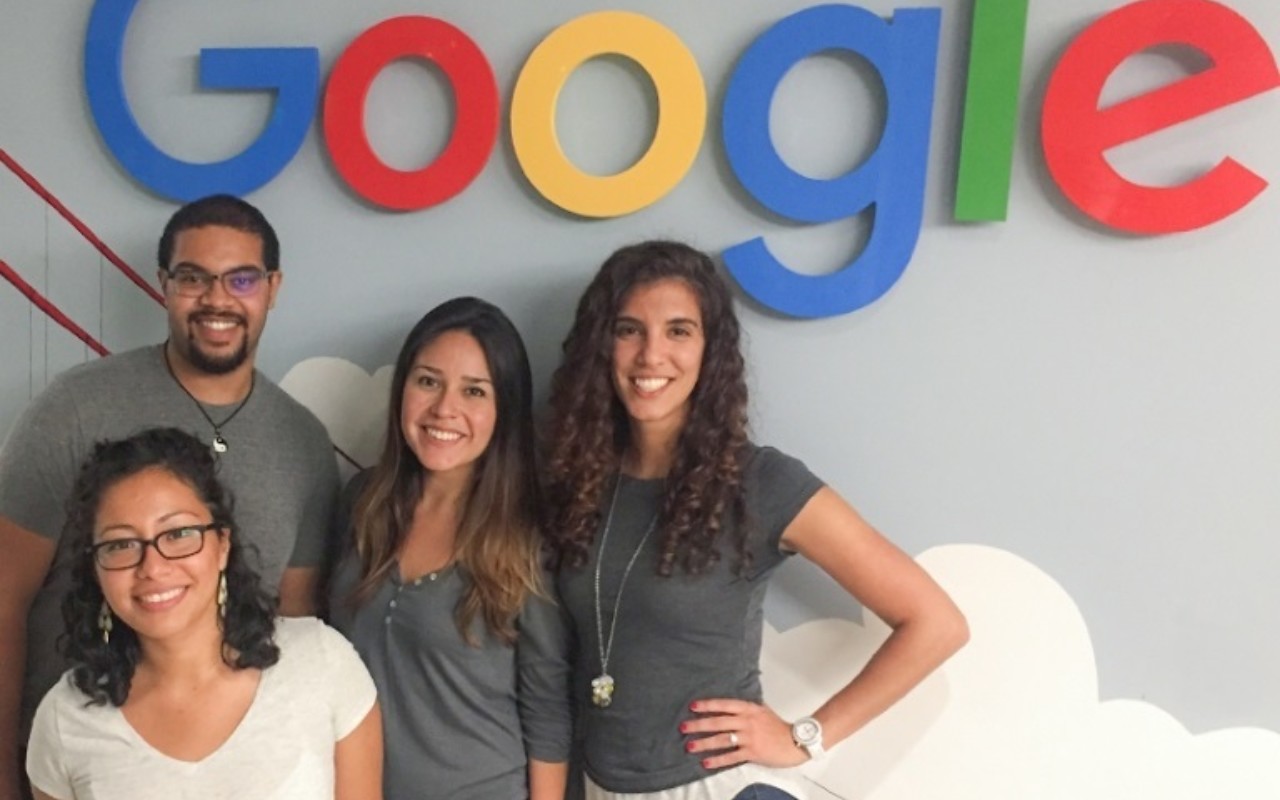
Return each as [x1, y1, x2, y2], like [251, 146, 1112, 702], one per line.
[317, 621, 378, 739]
[286, 423, 340, 568]
[0, 375, 85, 541]
[744, 446, 825, 562]
[25, 681, 73, 800]
[516, 575, 574, 763]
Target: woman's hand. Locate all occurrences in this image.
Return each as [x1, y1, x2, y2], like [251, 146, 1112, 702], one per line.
[681, 699, 807, 770]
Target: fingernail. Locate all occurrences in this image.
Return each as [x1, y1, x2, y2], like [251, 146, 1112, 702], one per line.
[702, 759, 712, 769]
[689, 702, 699, 711]
[685, 742, 696, 752]
[678, 723, 688, 733]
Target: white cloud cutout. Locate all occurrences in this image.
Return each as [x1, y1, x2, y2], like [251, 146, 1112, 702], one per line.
[763, 545, 1280, 799]
[280, 357, 392, 476]
[280, 358, 1280, 798]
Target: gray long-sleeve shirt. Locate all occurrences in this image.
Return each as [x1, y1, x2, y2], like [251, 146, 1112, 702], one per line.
[329, 477, 572, 800]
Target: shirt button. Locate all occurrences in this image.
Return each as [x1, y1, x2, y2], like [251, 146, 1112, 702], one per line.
[389, 600, 397, 609]
[384, 617, 391, 625]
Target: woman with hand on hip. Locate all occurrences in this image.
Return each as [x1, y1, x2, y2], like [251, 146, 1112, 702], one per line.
[329, 297, 572, 799]
[545, 241, 969, 800]
[25, 427, 382, 800]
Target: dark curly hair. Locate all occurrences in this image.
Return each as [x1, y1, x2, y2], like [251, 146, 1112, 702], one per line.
[60, 427, 279, 707]
[545, 241, 750, 576]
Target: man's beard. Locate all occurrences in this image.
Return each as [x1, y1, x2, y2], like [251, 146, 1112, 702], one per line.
[183, 313, 250, 375]
[187, 337, 249, 375]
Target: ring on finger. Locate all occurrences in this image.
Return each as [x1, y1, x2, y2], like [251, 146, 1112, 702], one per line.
[728, 732, 739, 748]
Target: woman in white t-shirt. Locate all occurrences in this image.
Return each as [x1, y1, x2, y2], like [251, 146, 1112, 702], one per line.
[25, 427, 382, 800]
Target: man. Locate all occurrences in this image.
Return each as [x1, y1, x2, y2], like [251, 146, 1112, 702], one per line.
[0, 195, 339, 798]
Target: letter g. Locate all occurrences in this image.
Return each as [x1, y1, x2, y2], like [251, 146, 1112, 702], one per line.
[85, 0, 319, 200]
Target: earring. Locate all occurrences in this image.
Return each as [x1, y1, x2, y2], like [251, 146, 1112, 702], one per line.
[98, 601, 112, 644]
[217, 571, 228, 619]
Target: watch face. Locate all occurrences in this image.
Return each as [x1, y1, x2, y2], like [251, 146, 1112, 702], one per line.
[794, 719, 820, 744]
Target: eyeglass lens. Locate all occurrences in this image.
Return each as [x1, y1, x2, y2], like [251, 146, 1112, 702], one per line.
[168, 267, 266, 298]
[93, 526, 211, 569]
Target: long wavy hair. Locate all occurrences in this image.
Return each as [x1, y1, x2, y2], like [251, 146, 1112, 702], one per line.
[545, 241, 750, 576]
[60, 427, 279, 707]
[346, 297, 543, 646]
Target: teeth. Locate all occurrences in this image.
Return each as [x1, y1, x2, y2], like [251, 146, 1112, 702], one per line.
[634, 378, 670, 392]
[200, 319, 237, 330]
[426, 428, 462, 442]
[139, 588, 183, 604]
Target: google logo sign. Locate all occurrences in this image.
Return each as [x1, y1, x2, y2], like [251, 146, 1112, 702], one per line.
[84, 0, 1279, 317]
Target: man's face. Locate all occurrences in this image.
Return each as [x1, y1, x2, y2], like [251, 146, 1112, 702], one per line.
[158, 225, 281, 376]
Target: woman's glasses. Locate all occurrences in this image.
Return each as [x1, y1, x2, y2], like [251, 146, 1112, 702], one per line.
[89, 523, 222, 570]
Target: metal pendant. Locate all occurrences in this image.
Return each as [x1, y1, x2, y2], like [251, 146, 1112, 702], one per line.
[591, 674, 615, 707]
[212, 434, 228, 454]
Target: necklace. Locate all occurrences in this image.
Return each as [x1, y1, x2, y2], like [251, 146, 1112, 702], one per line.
[591, 474, 658, 708]
[161, 345, 255, 454]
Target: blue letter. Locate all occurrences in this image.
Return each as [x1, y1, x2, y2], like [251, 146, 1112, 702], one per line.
[721, 4, 941, 318]
[84, 0, 320, 200]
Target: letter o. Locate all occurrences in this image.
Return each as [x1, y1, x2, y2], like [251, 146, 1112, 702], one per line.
[323, 16, 499, 211]
[511, 11, 706, 218]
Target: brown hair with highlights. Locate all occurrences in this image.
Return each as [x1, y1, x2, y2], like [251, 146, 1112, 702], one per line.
[347, 298, 543, 645]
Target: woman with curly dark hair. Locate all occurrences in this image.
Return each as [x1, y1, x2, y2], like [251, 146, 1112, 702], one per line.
[328, 297, 571, 799]
[24, 427, 381, 800]
[545, 241, 969, 800]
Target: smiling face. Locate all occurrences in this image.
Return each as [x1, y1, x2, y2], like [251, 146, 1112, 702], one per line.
[611, 278, 707, 442]
[159, 225, 281, 376]
[400, 329, 498, 483]
[93, 467, 230, 647]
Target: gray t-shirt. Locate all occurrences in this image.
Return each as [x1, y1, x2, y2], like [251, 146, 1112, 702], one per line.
[329, 475, 573, 800]
[0, 345, 339, 740]
[556, 445, 823, 794]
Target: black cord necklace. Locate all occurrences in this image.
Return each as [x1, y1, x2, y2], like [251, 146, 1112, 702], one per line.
[161, 345, 255, 454]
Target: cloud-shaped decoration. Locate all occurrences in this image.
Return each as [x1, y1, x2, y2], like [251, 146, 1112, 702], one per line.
[762, 544, 1280, 799]
[279, 357, 392, 478]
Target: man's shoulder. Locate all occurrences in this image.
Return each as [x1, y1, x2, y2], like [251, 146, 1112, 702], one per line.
[249, 372, 333, 449]
[49, 345, 161, 391]
[15, 346, 161, 429]
[253, 374, 327, 429]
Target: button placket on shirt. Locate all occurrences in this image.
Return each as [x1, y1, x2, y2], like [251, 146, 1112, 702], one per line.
[385, 573, 440, 623]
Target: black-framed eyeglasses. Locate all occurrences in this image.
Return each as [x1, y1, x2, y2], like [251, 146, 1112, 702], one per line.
[89, 523, 223, 570]
[166, 266, 268, 298]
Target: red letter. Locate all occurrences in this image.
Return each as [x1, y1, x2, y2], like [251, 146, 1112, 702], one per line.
[323, 16, 498, 211]
[1042, 0, 1279, 233]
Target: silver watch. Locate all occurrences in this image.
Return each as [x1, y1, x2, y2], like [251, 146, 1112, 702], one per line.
[791, 716, 825, 760]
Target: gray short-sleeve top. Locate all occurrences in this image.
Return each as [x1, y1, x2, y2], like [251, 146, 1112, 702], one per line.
[556, 444, 823, 794]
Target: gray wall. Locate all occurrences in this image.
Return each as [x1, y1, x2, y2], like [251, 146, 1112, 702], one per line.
[2, 0, 1278, 740]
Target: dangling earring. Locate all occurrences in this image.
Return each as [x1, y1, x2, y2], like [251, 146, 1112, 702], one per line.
[217, 571, 228, 619]
[98, 601, 113, 644]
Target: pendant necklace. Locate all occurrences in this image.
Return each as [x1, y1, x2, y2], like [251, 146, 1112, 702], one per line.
[591, 474, 658, 708]
[162, 345, 254, 454]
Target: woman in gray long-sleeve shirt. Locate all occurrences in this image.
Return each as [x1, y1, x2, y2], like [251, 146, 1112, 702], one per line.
[329, 298, 572, 800]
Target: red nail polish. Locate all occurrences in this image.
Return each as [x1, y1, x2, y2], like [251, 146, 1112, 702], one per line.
[685, 742, 696, 752]
[689, 702, 699, 711]
[678, 723, 688, 733]
[702, 759, 712, 769]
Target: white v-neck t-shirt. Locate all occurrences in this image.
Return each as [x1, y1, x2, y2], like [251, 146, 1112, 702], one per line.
[26, 617, 377, 800]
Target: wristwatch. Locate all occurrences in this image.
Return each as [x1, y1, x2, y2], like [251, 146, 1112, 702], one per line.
[791, 716, 825, 760]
